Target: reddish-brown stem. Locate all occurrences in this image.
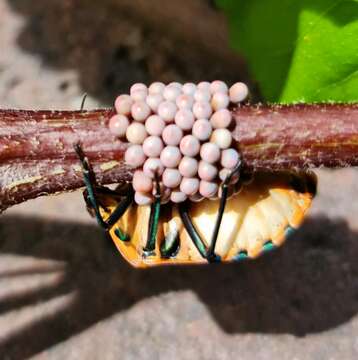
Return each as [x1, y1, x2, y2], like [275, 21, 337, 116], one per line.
[0, 103, 357, 212]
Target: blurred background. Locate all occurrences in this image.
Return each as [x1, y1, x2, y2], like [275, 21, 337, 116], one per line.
[0, 0, 358, 358]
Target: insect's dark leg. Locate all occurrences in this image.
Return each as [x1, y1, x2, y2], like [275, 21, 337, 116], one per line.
[178, 203, 208, 259]
[74, 143, 134, 240]
[179, 161, 242, 263]
[143, 177, 161, 257]
[206, 161, 242, 261]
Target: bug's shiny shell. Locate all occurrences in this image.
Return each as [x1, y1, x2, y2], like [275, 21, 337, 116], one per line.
[100, 171, 316, 268]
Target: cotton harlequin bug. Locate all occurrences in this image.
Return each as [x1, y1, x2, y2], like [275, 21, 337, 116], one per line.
[74, 144, 316, 268]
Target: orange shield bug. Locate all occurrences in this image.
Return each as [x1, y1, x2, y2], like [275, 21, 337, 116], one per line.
[75, 144, 316, 268]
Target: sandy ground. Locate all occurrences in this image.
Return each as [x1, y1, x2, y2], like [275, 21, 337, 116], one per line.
[0, 1, 358, 359]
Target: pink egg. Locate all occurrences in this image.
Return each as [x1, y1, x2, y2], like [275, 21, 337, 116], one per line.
[199, 180, 218, 198]
[197, 81, 211, 91]
[131, 101, 151, 122]
[210, 128, 232, 149]
[178, 157, 198, 177]
[180, 177, 200, 196]
[210, 109, 232, 129]
[200, 142, 220, 163]
[124, 145, 146, 168]
[180, 135, 200, 157]
[198, 161, 218, 181]
[229, 82, 249, 103]
[194, 89, 211, 102]
[193, 101, 212, 119]
[176, 94, 194, 109]
[130, 83, 147, 94]
[114, 95, 133, 116]
[163, 85, 181, 102]
[211, 92, 230, 111]
[131, 89, 147, 102]
[133, 170, 153, 193]
[189, 192, 204, 202]
[168, 82, 182, 90]
[126, 123, 147, 144]
[162, 124, 183, 146]
[192, 119, 212, 141]
[142, 136, 164, 157]
[160, 146, 182, 168]
[175, 109, 195, 131]
[146, 93, 164, 112]
[170, 191, 187, 203]
[158, 101, 177, 122]
[135, 191, 153, 206]
[143, 158, 164, 178]
[109, 114, 129, 138]
[221, 149, 240, 169]
[145, 115, 165, 136]
[162, 168, 182, 188]
[210, 80, 228, 94]
[182, 83, 197, 96]
[219, 168, 239, 184]
[148, 82, 165, 94]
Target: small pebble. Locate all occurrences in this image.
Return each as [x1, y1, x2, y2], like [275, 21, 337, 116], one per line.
[178, 157, 198, 177]
[133, 170, 153, 193]
[180, 135, 201, 157]
[162, 124, 183, 146]
[143, 158, 164, 178]
[135, 191, 153, 206]
[145, 115, 165, 136]
[211, 92, 230, 111]
[126, 122, 147, 144]
[160, 146, 182, 168]
[182, 82, 197, 96]
[124, 145, 146, 168]
[176, 94, 194, 109]
[199, 180, 218, 198]
[148, 82, 165, 95]
[198, 161, 218, 181]
[170, 191, 187, 203]
[210, 80, 228, 94]
[211, 128, 232, 149]
[115, 95, 133, 116]
[162, 168, 182, 188]
[142, 136, 164, 157]
[229, 82, 249, 103]
[200, 142, 221, 163]
[131, 101, 151, 122]
[158, 101, 177, 122]
[210, 109, 232, 129]
[180, 177, 200, 196]
[192, 119, 212, 141]
[109, 114, 129, 138]
[175, 109, 195, 130]
[221, 148, 240, 169]
[193, 101, 212, 119]
[146, 93, 164, 112]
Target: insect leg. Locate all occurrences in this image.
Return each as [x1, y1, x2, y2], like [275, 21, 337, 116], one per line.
[178, 161, 242, 263]
[206, 161, 242, 261]
[74, 143, 134, 240]
[143, 176, 161, 257]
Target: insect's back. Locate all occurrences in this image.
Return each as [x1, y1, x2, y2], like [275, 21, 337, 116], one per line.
[100, 171, 316, 267]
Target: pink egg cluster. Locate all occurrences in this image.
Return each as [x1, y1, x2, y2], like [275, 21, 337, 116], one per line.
[109, 81, 249, 205]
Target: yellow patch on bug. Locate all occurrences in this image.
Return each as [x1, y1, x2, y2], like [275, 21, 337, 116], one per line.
[99, 172, 316, 268]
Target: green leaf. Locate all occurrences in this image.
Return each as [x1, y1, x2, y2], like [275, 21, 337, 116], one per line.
[216, 0, 358, 103]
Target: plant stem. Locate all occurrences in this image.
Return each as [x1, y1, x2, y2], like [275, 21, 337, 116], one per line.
[0, 103, 357, 212]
